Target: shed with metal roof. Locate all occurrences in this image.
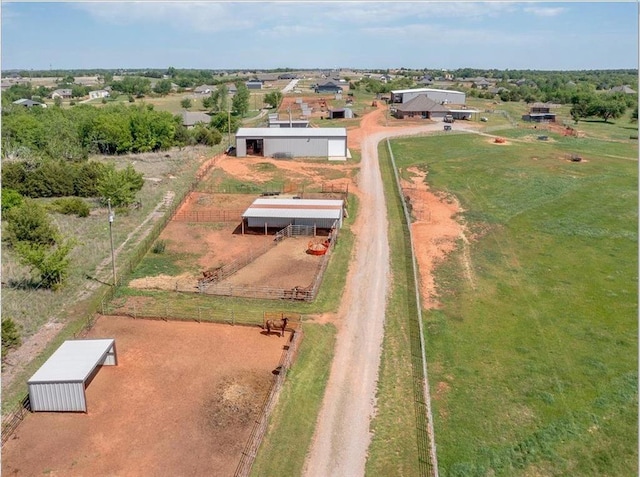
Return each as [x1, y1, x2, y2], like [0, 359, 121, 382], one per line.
[235, 127, 347, 159]
[28, 339, 118, 412]
[242, 198, 344, 230]
[390, 87, 466, 105]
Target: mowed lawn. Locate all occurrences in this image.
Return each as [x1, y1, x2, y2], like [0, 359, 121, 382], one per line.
[389, 131, 637, 476]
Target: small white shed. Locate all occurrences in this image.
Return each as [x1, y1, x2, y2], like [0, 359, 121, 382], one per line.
[28, 339, 118, 412]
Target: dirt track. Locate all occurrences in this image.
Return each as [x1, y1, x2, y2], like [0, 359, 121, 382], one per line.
[303, 107, 464, 476]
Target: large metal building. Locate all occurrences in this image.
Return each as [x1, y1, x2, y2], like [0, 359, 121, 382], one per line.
[28, 339, 118, 412]
[235, 127, 347, 159]
[391, 88, 466, 105]
[242, 198, 344, 230]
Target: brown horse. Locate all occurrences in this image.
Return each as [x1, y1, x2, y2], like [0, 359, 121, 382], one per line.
[265, 317, 289, 337]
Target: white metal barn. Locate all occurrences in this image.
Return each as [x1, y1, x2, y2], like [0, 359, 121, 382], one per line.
[391, 88, 466, 105]
[28, 339, 118, 412]
[235, 127, 347, 159]
[242, 198, 344, 230]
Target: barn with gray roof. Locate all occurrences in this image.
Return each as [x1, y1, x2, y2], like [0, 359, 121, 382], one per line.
[242, 198, 344, 230]
[235, 127, 347, 159]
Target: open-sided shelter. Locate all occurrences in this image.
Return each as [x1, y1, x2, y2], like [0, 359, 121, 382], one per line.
[28, 339, 118, 412]
[242, 198, 344, 231]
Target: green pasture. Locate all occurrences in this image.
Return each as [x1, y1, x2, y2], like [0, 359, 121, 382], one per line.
[388, 130, 637, 476]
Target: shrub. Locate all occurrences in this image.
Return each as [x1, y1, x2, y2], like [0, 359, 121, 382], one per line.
[14, 240, 75, 291]
[152, 239, 167, 254]
[1, 188, 24, 218]
[4, 199, 59, 247]
[1, 317, 21, 358]
[51, 197, 91, 217]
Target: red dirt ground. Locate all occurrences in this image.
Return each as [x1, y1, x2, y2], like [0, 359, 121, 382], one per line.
[2, 316, 289, 477]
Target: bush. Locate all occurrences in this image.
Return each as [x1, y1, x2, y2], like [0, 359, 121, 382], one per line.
[51, 197, 91, 217]
[14, 240, 74, 291]
[1, 317, 21, 358]
[4, 199, 59, 247]
[152, 239, 167, 254]
[1, 188, 24, 218]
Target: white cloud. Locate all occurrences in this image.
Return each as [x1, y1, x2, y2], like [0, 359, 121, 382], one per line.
[523, 6, 566, 18]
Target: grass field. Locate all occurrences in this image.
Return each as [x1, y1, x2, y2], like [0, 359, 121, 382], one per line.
[1, 145, 221, 410]
[387, 127, 637, 476]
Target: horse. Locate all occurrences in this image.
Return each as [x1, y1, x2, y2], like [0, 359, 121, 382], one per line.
[265, 317, 289, 337]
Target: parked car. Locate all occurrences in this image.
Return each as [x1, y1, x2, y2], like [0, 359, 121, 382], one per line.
[225, 145, 236, 156]
[480, 117, 488, 122]
[444, 114, 455, 123]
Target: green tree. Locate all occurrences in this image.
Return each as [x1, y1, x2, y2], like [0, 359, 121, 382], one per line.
[264, 91, 283, 109]
[96, 163, 144, 207]
[153, 79, 173, 96]
[14, 239, 75, 290]
[4, 199, 59, 247]
[232, 82, 250, 116]
[591, 97, 627, 122]
[209, 112, 240, 134]
[2, 318, 21, 357]
[181, 98, 193, 110]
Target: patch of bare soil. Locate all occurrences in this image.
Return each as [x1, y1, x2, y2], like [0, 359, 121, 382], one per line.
[2, 316, 285, 477]
[402, 166, 469, 308]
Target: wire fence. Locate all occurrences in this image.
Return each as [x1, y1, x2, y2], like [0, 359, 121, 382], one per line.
[387, 139, 439, 477]
[234, 328, 304, 477]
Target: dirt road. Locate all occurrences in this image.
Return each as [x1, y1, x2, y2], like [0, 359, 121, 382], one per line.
[303, 110, 452, 476]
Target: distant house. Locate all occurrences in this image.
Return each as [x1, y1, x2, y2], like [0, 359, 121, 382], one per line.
[181, 111, 211, 129]
[194, 84, 216, 95]
[391, 94, 450, 120]
[278, 73, 298, 80]
[315, 82, 343, 94]
[245, 79, 263, 90]
[488, 86, 508, 95]
[51, 89, 72, 99]
[12, 98, 47, 108]
[89, 89, 110, 100]
[227, 83, 238, 95]
[522, 102, 556, 122]
[610, 85, 636, 94]
[473, 79, 493, 89]
[419, 75, 433, 86]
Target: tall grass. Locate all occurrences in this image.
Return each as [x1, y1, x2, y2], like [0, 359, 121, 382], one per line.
[250, 323, 337, 476]
[390, 131, 637, 476]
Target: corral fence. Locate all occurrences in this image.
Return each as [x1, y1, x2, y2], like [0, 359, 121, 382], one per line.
[172, 209, 245, 223]
[234, 328, 304, 477]
[1, 151, 221, 444]
[1, 395, 31, 446]
[197, 223, 339, 302]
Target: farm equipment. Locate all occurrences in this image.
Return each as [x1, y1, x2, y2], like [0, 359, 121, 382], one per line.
[444, 124, 452, 131]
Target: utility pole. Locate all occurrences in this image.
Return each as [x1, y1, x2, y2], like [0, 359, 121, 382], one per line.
[108, 199, 117, 286]
[227, 106, 232, 147]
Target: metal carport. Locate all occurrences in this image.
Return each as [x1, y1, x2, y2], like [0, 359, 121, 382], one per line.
[28, 339, 118, 412]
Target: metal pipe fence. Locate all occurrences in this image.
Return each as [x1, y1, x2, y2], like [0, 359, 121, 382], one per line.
[234, 329, 304, 477]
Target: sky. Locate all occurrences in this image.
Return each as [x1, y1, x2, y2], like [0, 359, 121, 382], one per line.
[1, 1, 638, 71]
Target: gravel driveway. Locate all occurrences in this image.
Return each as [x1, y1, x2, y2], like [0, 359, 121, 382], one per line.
[303, 120, 447, 477]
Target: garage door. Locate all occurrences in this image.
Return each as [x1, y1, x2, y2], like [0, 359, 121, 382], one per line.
[327, 139, 345, 157]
